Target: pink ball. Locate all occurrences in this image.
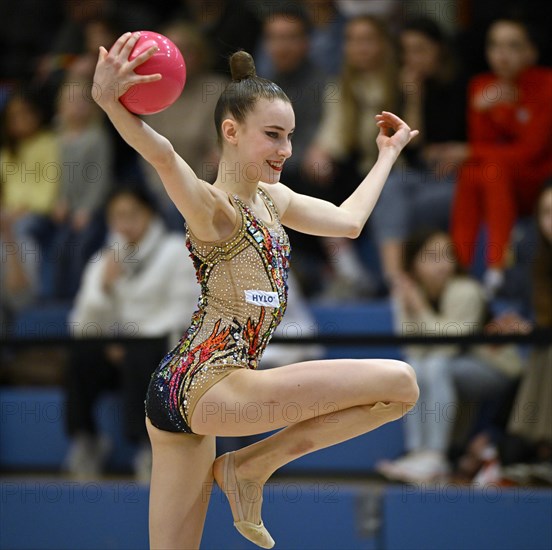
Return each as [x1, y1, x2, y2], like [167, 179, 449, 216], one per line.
[119, 31, 187, 115]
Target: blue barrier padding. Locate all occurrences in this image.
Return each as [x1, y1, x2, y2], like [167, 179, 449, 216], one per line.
[2, 480, 550, 550]
[382, 484, 552, 550]
[0, 388, 136, 471]
[0, 480, 375, 550]
[12, 303, 71, 338]
[310, 300, 401, 359]
[0, 478, 149, 550]
[311, 300, 394, 334]
[1, 388, 405, 473]
[0, 388, 69, 468]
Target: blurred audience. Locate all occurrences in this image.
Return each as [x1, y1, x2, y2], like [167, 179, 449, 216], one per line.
[304, 15, 398, 300]
[49, 75, 113, 299]
[257, 0, 346, 78]
[302, 0, 346, 76]
[337, 0, 401, 21]
[376, 230, 521, 482]
[64, 15, 122, 80]
[0, 0, 64, 82]
[139, 21, 227, 230]
[450, 18, 552, 298]
[497, 181, 552, 485]
[371, 17, 467, 287]
[63, 186, 199, 481]
[38, 0, 167, 78]
[176, 0, 262, 76]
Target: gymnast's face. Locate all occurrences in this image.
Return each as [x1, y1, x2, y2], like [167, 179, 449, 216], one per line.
[224, 97, 295, 184]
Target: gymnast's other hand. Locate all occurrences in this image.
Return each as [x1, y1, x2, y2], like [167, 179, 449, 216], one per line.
[375, 111, 419, 160]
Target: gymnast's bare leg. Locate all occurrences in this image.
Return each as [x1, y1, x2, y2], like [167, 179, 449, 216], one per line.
[146, 357, 417, 548]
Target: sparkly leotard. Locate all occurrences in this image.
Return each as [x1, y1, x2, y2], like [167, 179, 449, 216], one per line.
[145, 187, 290, 433]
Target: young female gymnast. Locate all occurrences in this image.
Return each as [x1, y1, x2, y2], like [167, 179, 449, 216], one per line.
[93, 31, 420, 549]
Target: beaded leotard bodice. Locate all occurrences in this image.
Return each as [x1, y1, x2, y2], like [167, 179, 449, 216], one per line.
[152, 186, 291, 431]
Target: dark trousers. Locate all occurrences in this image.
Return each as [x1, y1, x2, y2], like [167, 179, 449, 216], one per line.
[52, 213, 107, 300]
[64, 339, 166, 442]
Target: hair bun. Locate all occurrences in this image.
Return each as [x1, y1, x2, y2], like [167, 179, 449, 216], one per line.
[229, 51, 257, 81]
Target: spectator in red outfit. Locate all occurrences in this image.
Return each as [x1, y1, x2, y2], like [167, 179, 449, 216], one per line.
[450, 18, 552, 297]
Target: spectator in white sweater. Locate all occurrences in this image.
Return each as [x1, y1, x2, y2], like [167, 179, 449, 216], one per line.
[63, 185, 199, 481]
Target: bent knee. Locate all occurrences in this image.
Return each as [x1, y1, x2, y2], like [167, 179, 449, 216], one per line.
[389, 360, 419, 405]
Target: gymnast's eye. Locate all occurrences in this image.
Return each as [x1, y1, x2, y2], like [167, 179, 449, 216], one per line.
[265, 132, 278, 139]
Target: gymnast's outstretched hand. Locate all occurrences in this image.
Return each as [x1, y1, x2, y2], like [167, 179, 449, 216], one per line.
[375, 111, 419, 159]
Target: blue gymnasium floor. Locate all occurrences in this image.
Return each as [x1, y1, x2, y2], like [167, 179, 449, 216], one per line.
[1, 477, 551, 549]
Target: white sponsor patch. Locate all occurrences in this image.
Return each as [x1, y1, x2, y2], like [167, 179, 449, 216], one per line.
[244, 290, 280, 307]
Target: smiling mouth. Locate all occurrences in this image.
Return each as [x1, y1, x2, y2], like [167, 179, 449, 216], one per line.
[266, 160, 283, 172]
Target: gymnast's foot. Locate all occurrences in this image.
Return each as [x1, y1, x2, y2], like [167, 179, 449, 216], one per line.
[213, 451, 275, 549]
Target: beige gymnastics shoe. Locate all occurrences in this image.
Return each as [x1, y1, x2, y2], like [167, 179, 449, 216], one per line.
[214, 451, 275, 549]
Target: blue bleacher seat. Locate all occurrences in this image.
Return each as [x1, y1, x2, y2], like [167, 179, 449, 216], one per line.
[12, 302, 72, 338]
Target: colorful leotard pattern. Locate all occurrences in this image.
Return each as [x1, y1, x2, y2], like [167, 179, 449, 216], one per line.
[145, 187, 291, 433]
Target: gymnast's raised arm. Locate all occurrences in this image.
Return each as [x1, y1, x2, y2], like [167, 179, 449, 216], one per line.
[269, 111, 419, 239]
[93, 31, 232, 242]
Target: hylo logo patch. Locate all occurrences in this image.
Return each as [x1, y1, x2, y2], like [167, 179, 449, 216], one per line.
[245, 290, 280, 307]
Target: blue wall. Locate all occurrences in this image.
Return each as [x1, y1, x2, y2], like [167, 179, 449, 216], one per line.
[1, 480, 550, 549]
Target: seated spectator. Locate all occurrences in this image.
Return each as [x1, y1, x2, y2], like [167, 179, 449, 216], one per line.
[304, 14, 398, 299]
[450, 18, 552, 297]
[256, 0, 345, 78]
[497, 181, 552, 485]
[50, 75, 113, 299]
[376, 230, 521, 482]
[139, 21, 227, 230]
[371, 17, 467, 287]
[1, 91, 60, 255]
[0, 206, 39, 337]
[63, 186, 200, 481]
